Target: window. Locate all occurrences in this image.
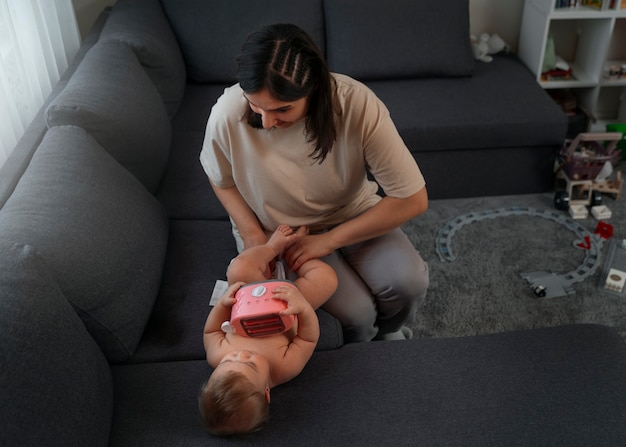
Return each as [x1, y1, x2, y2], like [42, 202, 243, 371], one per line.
[0, 0, 80, 169]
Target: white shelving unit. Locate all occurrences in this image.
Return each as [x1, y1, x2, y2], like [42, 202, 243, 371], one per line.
[518, 0, 626, 131]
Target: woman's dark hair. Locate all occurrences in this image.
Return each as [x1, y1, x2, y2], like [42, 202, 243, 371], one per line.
[236, 23, 337, 163]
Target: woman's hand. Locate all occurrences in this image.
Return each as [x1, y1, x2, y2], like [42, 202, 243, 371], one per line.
[284, 232, 335, 271]
[285, 188, 428, 271]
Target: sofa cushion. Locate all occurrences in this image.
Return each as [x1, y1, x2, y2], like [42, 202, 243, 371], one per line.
[0, 242, 113, 447]
[44, 41, 171, 193]
[366, 55, 567, 152]
[324, 0, 475, 80]
[99, 0, 186, 118]
[157, 83, 233, 219]
[363, 54, 567, 198]
[160, 0, 325, 83]
[0, 126, 169, 363]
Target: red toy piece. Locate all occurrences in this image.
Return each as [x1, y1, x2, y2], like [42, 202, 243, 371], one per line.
[594, 221, 614, 240]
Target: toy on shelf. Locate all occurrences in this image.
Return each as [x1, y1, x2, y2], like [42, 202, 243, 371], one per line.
[553, 132, 623, 219]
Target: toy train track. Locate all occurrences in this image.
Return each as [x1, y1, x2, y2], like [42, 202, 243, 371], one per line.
[435, 207, 604, 298]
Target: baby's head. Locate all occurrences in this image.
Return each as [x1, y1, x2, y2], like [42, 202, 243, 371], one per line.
[198, 350, 271, 435]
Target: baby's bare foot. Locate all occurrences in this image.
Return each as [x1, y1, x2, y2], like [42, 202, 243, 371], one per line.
[267, 224, 295, 255]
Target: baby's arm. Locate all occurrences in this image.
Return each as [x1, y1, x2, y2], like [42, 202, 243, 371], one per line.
[278, 286, 319, 345]
[271, 285, 319, 384]
[203, 282, 242, 367]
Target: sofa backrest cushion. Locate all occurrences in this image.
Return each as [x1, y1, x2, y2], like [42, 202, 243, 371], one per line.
[99, 0, 186, 118]
[324, 0, 475, 80]
[0, 126, 169, 363]
[0, 241, 113, 447]
[160, 0, 325, 83]
[44, 41, 171, 194]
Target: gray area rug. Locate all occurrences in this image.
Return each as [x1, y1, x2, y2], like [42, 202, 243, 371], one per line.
[403, 172, 626, 340]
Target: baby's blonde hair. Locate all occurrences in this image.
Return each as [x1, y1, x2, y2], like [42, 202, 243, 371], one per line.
[198, 370, 270, 436]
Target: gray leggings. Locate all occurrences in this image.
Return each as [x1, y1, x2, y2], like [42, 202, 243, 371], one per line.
[318, 228, 429, 343]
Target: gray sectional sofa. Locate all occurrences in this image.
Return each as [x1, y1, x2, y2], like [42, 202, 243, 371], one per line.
[1, 0, 625, 446]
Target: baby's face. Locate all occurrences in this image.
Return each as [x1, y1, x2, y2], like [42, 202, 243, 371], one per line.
[214, 350, 271, 395]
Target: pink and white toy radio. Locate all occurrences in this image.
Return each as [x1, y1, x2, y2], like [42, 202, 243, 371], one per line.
[222, 280, 295, 337]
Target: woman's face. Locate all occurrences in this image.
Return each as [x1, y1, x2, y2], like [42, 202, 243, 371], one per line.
[244, 89, 308, 130]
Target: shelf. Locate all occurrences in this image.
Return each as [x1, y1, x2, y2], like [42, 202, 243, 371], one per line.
[553, 0, 626, 17]
[600, 78, 626, 86]
[519, 0, 626, 131]
[540, 63, 598, 88]
[541, 79, 600, 88]
[552, 8, 621, 18]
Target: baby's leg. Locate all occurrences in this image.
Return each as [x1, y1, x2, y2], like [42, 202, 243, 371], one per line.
[227, 244, 275, 284]
[226, 225, 296, 284]
[294, 259, 338, 309]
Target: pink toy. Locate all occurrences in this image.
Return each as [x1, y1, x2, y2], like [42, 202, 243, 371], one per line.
[227, 280, 295, 337]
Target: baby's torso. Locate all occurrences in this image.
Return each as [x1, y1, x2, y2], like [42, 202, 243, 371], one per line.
[224, 326, 296, 365]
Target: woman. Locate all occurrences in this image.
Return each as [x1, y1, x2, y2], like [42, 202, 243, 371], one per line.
[200, 23, 429, 342]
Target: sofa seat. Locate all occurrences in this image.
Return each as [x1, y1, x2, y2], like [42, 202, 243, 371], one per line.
[131, 220, 344, 364]
[110, 324, 626, 446]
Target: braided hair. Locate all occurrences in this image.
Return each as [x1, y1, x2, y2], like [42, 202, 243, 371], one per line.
[237, 23, 337, 163]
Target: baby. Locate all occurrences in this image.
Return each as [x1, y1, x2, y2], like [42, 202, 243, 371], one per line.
[199, 282, 319, 435]
[198, 225, 337, 435]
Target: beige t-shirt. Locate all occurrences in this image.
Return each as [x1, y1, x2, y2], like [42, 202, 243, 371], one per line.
[200, 73, 425, 234]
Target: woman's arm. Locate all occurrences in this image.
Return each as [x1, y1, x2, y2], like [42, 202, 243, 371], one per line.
[209, 180, 267, 249]
[285, 187, 427, 270]
[328, 186, 428, 247]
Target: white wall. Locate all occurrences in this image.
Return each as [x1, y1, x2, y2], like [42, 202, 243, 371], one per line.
[72, 0, 526, 52]
[72, 0, 116, 39]
[469, 0, 525, 53]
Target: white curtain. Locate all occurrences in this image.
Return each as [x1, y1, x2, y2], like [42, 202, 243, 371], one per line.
[0, 0, 80, 169]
